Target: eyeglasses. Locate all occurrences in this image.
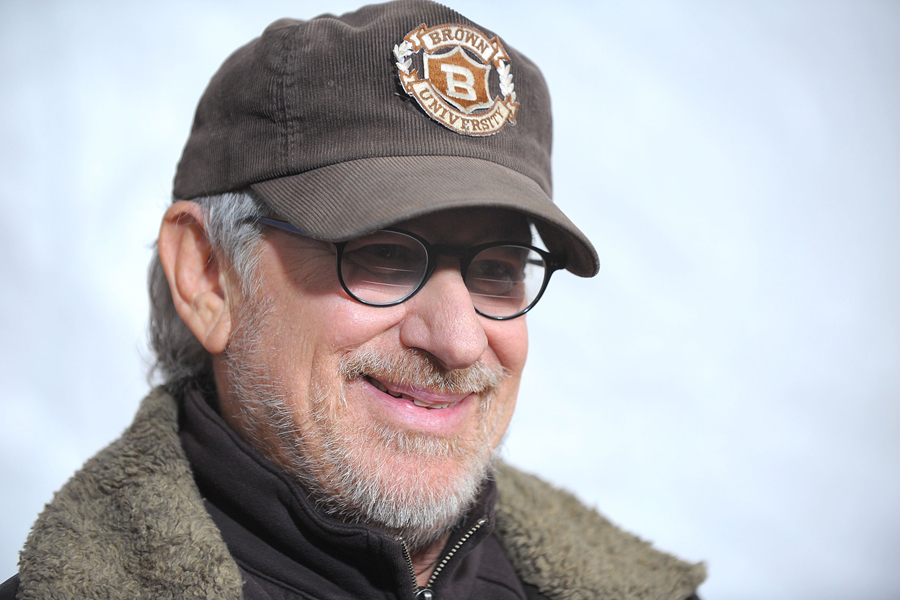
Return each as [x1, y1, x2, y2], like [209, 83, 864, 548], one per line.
[251, 216, 564, 320]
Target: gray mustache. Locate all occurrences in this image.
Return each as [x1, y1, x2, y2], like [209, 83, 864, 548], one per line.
[340, 348, 507, 395]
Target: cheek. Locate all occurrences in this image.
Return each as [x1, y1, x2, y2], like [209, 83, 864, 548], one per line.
[261, 243, 408, 366]
[484, 318, 528, 445]
[485, 317, 528, 376]
[318, 302, 408, 352]
[265, 285, 409, 383]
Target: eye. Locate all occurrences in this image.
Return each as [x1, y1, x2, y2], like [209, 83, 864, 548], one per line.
[340, 231, 429, 302]
[468, 258, 519, 282]
[466, 246, 530, 299]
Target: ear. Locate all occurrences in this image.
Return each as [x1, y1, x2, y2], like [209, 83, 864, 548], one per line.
[157, 201, 233, 355]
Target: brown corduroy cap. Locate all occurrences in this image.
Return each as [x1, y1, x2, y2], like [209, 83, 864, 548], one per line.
[174, 0, 599, 277]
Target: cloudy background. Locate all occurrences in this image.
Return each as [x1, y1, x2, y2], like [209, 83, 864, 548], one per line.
[1, 1, 898, 598]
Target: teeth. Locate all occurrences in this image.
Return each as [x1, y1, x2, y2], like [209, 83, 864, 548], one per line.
[413, 399, 453, 409]
[366, 376, 456, 409]
[367, 376, 402, 398]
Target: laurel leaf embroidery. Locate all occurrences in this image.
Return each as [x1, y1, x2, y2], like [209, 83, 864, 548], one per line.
[497, 60, 515, 100]
[393, 41, 415, 75]
[393, 41, 413, 60]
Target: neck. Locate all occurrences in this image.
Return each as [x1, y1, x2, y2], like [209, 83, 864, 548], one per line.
[411, 534, 451, 587]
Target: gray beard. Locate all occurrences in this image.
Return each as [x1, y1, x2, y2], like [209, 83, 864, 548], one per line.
[222, 295, 507, 553]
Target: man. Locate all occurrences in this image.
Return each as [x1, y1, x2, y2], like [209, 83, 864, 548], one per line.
[3, 1, 705, 598]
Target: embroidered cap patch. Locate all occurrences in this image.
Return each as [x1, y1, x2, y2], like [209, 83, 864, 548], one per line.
[394, 23, 519, 136]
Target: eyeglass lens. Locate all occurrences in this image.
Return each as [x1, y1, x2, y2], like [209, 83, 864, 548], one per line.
[339, 230, 547, 318]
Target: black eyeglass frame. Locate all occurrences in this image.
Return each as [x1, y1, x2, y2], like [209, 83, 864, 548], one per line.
[249, 216, 565, 320]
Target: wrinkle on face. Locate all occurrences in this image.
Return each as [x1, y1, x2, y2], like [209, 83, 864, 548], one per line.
[215, 208, 530, 551]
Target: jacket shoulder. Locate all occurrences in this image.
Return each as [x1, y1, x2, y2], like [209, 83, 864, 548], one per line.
[16, 389, 244, 600]
[493, 462, 706, 600]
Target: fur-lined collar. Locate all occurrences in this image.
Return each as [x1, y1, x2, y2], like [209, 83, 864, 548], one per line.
[18, 389, 705, 599]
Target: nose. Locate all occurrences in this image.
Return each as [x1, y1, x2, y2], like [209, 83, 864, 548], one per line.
[398, 262, 488, 370]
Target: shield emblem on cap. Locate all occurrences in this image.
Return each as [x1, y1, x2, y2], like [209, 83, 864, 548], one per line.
[394, 22, 519, 136]
[424, 47, 492, 114]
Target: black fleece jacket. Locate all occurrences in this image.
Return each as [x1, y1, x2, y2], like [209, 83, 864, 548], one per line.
[178, 385, 545, 600]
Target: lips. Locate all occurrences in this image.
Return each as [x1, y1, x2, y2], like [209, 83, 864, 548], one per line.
[364, 376, 470, 410]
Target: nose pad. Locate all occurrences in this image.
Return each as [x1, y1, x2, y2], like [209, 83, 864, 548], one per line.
[398, 264, 488, 371]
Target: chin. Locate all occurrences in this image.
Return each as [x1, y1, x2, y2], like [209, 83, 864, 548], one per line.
[290, 382, 502, 551]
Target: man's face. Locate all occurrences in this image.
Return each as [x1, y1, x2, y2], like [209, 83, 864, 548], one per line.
[215, 207, 530, 548]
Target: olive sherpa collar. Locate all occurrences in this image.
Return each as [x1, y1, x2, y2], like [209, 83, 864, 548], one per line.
[18, 389, 705, 599]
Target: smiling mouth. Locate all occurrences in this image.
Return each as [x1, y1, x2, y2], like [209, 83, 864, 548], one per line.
[364, 376, 461, 410]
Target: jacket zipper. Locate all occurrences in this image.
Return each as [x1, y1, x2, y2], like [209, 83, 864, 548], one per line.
[399, 516, 488, 600]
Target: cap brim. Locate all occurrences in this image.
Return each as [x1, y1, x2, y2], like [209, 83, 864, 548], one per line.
[251, 155, 599, 277]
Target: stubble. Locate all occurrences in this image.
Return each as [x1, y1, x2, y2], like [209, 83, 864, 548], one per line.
[222, 293, 509, 552]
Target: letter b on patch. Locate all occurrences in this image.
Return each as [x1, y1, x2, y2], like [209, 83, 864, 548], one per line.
[441, 64, 476, 100]
[424, 47, 491, 113]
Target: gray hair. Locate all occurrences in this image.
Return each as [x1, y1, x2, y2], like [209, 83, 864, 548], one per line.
[147, 192, 272, 391]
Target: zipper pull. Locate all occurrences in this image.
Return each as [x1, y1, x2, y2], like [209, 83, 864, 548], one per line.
[415, 589, 434, 600]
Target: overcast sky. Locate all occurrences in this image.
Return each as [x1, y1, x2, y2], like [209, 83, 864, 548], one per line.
[1, 1, 898, 598]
